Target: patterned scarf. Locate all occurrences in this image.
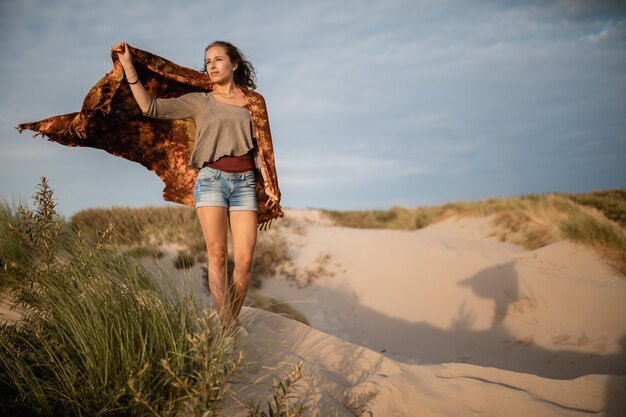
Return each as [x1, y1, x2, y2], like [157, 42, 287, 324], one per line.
[17, 43, 283, 230]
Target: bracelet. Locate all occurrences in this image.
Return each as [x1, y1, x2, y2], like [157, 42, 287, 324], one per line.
[126, 73, 139, 83]
[128, 77, 140, 85]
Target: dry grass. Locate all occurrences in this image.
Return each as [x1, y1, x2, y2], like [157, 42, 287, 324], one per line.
[68, 191, 626, 277]
[321, 205, 445, 230]
[560, 208, 626, 276]
[71, 207, 296, 286]
[70, 206, 203, 250]
[561, 189, 626, 228]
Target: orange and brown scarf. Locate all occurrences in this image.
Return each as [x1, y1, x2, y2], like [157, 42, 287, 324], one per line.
[17, 43, 283, 229]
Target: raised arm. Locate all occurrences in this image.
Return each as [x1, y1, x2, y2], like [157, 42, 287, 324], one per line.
[117, 42, 152, 113]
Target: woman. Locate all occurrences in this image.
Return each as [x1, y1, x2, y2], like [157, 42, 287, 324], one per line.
[117, 41, 266, 330]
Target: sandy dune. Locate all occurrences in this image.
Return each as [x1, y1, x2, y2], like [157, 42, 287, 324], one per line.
[223, 308, 626, 416]
[235, 208, 626, 415]
[3, 207, 624, 415]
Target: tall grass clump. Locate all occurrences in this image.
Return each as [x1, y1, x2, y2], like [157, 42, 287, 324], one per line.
[0, 178, 238, 416]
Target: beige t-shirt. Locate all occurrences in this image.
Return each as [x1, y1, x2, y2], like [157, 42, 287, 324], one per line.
[144, 92, 256, 169]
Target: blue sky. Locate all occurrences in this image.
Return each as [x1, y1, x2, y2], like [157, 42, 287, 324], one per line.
[1, 0, 625, 217]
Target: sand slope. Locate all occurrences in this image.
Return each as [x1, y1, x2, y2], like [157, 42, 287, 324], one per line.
[242, 209, 626, 415]
[223, 309, 626, 416]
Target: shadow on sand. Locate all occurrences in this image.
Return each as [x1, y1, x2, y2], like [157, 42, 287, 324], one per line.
[280, 260, 626, 414]
[302, 261, 626, 379]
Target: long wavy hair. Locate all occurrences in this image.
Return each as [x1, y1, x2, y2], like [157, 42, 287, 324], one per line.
[203, 41, 256, 90]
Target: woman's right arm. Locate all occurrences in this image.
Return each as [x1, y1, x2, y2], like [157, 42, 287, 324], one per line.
[117, 42, 152, 113]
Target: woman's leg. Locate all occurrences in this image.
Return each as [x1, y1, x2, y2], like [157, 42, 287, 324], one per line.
[227, 210, 257, 323]
[196, 206, 230, 325]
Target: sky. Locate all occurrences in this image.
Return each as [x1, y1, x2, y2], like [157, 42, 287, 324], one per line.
[1, 0, 625, 217]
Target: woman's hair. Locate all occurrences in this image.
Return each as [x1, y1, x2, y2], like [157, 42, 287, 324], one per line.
[203, 41, 256, 90]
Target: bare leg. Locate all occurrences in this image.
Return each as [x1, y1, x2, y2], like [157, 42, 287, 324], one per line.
[196, 207, 230, 325]
[228, 210, 257, 322]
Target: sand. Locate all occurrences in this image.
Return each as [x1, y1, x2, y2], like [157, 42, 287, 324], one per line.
[226, 208, 626, 416]
[221, 308, 625, 416]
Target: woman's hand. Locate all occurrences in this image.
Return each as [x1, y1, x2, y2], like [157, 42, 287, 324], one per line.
[117, 42, 133, 68]
[114, 41, 151, 113]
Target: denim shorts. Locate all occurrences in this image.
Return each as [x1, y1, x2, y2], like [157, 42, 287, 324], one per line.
[194, 166, 257, 211]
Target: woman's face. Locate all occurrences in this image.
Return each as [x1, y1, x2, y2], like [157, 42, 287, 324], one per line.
[205, 45, 238, 85]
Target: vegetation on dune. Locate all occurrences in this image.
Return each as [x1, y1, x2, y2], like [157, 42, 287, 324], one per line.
[321, 205, 443, 231]
[65, 189, 626, 277]
[70, 205, 204, 251]
[321, 189, 626, 276]
[559, 189, 626, 228]
[0, 178, 306, 417]
[70, 206, 294, 284]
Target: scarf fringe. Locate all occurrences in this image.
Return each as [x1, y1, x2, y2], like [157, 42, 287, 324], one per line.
[258, 218, 273, 231]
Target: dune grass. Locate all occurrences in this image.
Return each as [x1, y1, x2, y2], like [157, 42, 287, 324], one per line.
[561, 189, 626, 228]
[66, 190, 626, 277]
[321, 190, 626, 276]
[321, 205, 443, 231]
[70, 206, 293, 284]
[0, 178, 305, 417]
